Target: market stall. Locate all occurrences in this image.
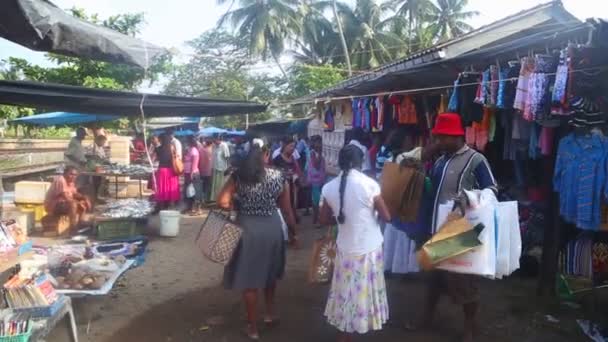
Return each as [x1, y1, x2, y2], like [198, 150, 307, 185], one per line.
[301, 1, 608, 299]
[0, 215, 150, 341]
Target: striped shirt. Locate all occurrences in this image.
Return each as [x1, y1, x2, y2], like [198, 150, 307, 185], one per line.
[430, 145, 497, 230]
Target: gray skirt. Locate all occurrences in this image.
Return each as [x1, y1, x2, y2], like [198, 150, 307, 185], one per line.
[223, 211, 286, 290]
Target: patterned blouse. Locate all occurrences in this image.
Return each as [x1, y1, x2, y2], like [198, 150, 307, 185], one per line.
[236, 168, 284, 216]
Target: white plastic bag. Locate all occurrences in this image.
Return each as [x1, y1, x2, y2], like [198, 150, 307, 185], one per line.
[434, 200, 455, 234]
[277, 209, 288, 241]
[495, 202, 513, 279]
[186, 183, 196, 198]
[437, 189, 498, 278]
[498, 201, 521, 275]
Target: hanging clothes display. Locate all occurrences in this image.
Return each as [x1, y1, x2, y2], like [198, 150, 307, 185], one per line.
[383, 95, 396, 133]
[398, 95, 418, 124]
[552, 47, 572, 114]
[523, 54, 557, 122]
[324, 103, 335, 132]
[554, 132, 608, 230]
[489, 65, 499, 107]
[466, 107, 493, 151]
[375, 96, 384, 132]
[447, 78, 460, 112]
[497, 61, 520, 109]
[560, 236, 594, 278]
[513, 56, 535, 111]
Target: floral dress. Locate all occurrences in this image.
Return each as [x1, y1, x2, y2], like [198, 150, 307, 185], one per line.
[324, 248, 389, 333]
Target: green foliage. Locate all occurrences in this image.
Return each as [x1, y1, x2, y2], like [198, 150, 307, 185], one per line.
[289, 64, 346, 97]
[164, 29, 284, 129]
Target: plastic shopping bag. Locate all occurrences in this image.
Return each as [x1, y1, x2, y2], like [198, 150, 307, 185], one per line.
[495, 202, 512, 279]
[277, 209, 288, 241]
[434, 201, 455, 234]
[437, 189, 498, 278]
[186, 183, 196, 198]
[498, 201, 521, 275]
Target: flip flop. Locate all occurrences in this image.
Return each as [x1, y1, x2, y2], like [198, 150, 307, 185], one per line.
[263, 317, 281, 328]
[243, 324, 259, 340]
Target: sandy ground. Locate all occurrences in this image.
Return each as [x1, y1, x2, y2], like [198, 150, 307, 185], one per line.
[45, 212, 591, 342]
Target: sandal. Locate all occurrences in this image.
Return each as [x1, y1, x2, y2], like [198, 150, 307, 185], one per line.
[243, 324, 259, 340]
[263, 316, 281, 328]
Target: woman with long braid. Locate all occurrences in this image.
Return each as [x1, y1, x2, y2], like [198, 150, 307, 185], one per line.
[319, 144, 391, 342]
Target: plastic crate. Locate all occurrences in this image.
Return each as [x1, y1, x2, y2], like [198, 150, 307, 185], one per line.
[0, 323, 32, 342]
[96, 218, 141, 240]
[14, 181, 51, 204]
[12, 295, 66, 318]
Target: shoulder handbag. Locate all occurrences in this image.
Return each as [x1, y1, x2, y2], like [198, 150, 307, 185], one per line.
[172, 146, 184, 175]
[308, 226, 337, 284]
[196, 210, 243, 265]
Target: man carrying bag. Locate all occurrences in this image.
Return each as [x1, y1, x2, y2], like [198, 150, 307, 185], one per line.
[413, 113, 498, 342]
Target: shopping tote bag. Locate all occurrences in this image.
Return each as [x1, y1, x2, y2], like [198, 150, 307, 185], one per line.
[196, 211, 243, 265]
[497, 201, 521, 275]
[437, 189, 497, 278]
[495, 202, 511, 279]
[308, 228, 337, 284]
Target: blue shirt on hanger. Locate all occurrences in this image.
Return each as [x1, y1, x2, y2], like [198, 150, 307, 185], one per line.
[554, 133, 608, 230]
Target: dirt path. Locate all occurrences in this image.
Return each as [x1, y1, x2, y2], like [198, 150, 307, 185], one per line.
[47, 213, 588, 342]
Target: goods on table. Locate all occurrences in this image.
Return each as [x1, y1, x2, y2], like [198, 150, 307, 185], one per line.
[0, 317, 31, 340]
[0, 220, 29, 253]
[4, 273, 58, 308]
[100, 164, 153, 176]
[42, 245, 127, 291]
[100, 199, 153, 219]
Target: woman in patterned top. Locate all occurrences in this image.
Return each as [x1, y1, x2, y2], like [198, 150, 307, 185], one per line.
[217, 143, 297, 340]
[272, 136, 303, 245]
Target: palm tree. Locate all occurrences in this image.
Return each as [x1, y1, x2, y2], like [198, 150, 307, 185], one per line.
[332, 0, 353, 76]
[292, 1, 340, 65]
[425, 0, 479, 41]
[217, 0, 301, 77]
[301, 0, 354, 74]
[338, 0, 406, 69]
[387, 0, 433, 52]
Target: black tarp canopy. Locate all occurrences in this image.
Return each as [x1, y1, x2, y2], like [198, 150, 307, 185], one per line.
[0, 80, 267, 117]
[0, 0, 166, 68]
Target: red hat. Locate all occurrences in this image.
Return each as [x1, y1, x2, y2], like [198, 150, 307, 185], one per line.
[431, 113, 465, 136]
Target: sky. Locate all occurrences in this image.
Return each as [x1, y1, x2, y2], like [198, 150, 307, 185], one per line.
[1, 0, 607, 92]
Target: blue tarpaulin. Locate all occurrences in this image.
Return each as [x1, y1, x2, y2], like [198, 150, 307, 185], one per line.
[10, 112, 119, 126]
[173, 130, 196, 137]
[198, 127, 227, 136]
[225, 130, 245, 136]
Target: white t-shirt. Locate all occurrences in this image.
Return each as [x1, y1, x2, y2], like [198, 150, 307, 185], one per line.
[349, 140, 372, 171]
[172, 137, 183, 160]
[271, 148, 301, 160]
[213, 141, 231, 171]
[321, 169, 383, 256]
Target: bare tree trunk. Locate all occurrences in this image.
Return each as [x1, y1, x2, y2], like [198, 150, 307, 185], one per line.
[333, 0, 352, 76]
[272, 52, 288, 79]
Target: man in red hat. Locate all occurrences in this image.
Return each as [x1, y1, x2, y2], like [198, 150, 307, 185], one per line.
[417, 112, 497, 342]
